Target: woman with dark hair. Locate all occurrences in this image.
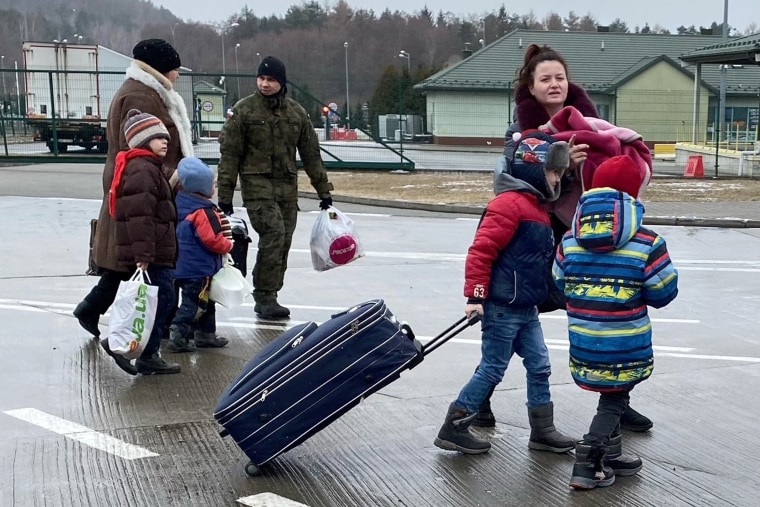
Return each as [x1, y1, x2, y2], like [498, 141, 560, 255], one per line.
[478, 43, 654, 433]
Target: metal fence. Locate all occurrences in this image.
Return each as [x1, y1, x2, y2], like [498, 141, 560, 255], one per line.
[2, 67, 759, 177]
[0, 68, 414, 170]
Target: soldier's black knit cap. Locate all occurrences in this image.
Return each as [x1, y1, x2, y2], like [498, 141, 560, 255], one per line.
[257, 56, 287, 88]
[133, 39, 182, 74]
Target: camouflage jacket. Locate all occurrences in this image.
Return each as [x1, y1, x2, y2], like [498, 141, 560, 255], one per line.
[217, 91, 333, 204]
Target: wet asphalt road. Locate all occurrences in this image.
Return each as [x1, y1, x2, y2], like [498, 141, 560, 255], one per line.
[1, 165, 760, 506]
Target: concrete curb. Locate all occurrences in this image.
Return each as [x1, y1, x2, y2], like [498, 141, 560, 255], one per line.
[644, 216, 760, 228]
[300, 192, 760, 228]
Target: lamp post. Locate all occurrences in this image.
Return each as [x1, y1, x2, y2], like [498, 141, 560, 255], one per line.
[343, 42, 350, 128]
[220, 22, 240, 87]
[74, 33, 83, 43]
[715, 0, 729, 178]
[256, 52, 262, 64]
[398, 49, 410, 74]
[234, 43, 241, 98]
[0, 56, 7, 109]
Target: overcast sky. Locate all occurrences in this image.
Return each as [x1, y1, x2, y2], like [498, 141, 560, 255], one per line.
[156, 0, 758, 33]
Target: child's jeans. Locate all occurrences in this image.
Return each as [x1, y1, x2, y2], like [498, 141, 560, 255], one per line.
[171, 277, 216, 337]
[584, 389, 632, 446]
[454, 302, 552, 414]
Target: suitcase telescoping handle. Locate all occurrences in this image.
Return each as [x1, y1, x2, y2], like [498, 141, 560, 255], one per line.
[421, 313, 481, 356]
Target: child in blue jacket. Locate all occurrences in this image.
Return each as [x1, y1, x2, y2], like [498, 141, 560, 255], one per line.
[168, 157, 234, 352]
[553, 155, 679, 490]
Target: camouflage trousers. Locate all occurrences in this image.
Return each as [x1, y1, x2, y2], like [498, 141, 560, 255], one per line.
[245, 200, 299, 294]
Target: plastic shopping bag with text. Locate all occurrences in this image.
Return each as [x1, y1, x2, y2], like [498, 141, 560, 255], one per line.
[310, 206, 364, 271]
[107, 269, 157, 360]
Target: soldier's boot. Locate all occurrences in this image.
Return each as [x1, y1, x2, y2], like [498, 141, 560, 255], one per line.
[472, 386, 497, 428]
[194, 331, 229, 348]
[569, 442, 616, 490]
[527, 402, 576, 453]
[253, 291, 290, 320]
[433, 403, 491, 454]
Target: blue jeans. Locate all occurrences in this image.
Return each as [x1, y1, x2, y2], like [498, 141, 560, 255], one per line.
[171, 277, 216, 337]
[454, 302, 552, 413]
[143, 266, 176, 357]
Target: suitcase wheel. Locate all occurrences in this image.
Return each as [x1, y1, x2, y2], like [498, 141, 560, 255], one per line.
[400, 322, 415, 341]
[245, 462, 261, 477]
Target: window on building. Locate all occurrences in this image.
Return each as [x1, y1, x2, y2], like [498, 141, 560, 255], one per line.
[596, 104, 610, 121]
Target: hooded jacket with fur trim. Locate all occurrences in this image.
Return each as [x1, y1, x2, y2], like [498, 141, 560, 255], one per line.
[92, 60, 193, 272]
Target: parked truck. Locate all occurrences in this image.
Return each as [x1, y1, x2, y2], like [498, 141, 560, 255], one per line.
[22, 41, 196, 154]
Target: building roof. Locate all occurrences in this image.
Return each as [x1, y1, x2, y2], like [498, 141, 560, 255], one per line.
[607, 54, 718, 94]
[193, 80, 226, 94]
[680, 32, 760, 65]
[415, 30, 760, 96]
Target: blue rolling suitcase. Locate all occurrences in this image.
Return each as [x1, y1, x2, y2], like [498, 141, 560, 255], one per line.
[214, 299, 478, 476]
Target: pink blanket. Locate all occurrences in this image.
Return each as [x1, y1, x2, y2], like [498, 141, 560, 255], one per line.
[539, 106, 652, 225]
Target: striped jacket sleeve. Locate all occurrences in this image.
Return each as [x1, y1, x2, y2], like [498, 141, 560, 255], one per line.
[642, 233, 678, 308]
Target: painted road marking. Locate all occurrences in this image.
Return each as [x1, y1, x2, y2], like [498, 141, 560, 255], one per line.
[240, 302, 347, 311]
[441, 338, 760, 362]
[237, 493, 310, 506]
[446, 338, 693, 353]
[287, 250, 760, 272]
[0, 299, 700, 326]
[3, 408, 158, 460]
[10, 298, 760, 362]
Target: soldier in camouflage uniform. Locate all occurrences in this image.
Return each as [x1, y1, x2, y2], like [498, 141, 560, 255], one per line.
[217, 56, 333, 319]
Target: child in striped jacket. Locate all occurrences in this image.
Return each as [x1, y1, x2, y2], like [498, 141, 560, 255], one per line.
[552, 155, 679, 490]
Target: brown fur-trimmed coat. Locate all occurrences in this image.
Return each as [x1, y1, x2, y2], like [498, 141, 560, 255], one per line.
[92, 61, 193, 272]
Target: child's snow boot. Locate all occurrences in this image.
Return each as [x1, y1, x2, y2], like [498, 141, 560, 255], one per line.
[434, 403, 491, 454]
[569, 441, 616, 490]
[527, 402, 576, 453]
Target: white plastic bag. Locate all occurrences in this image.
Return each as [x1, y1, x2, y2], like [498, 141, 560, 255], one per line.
[210, 254, 254, 308]
[107, 269, 157, 360]
[310, 206, 364, 271]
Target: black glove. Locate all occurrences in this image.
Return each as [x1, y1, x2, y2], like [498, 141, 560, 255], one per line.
[218, 201, 234, 216]
[319, 196, 333, 211]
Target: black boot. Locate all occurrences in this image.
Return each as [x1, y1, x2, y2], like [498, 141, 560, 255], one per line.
[569, 441, 616, 490]
[167, 328, 196, 353]
[433, 403, 491, 454]
[254, 291, 290, 319]
[604, 434, 643, 476]
[73, 301, 101, 338]
[136, 353, 181, 375]
[99, 339, 138, 375]
[620, 405, 653, 432]
[194, 331, 229, 348]
[472, 386, 496, 428]
[527, 402, 576, 453]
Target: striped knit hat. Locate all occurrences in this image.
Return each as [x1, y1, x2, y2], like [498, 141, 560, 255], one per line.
[123, 109, 170, 149]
